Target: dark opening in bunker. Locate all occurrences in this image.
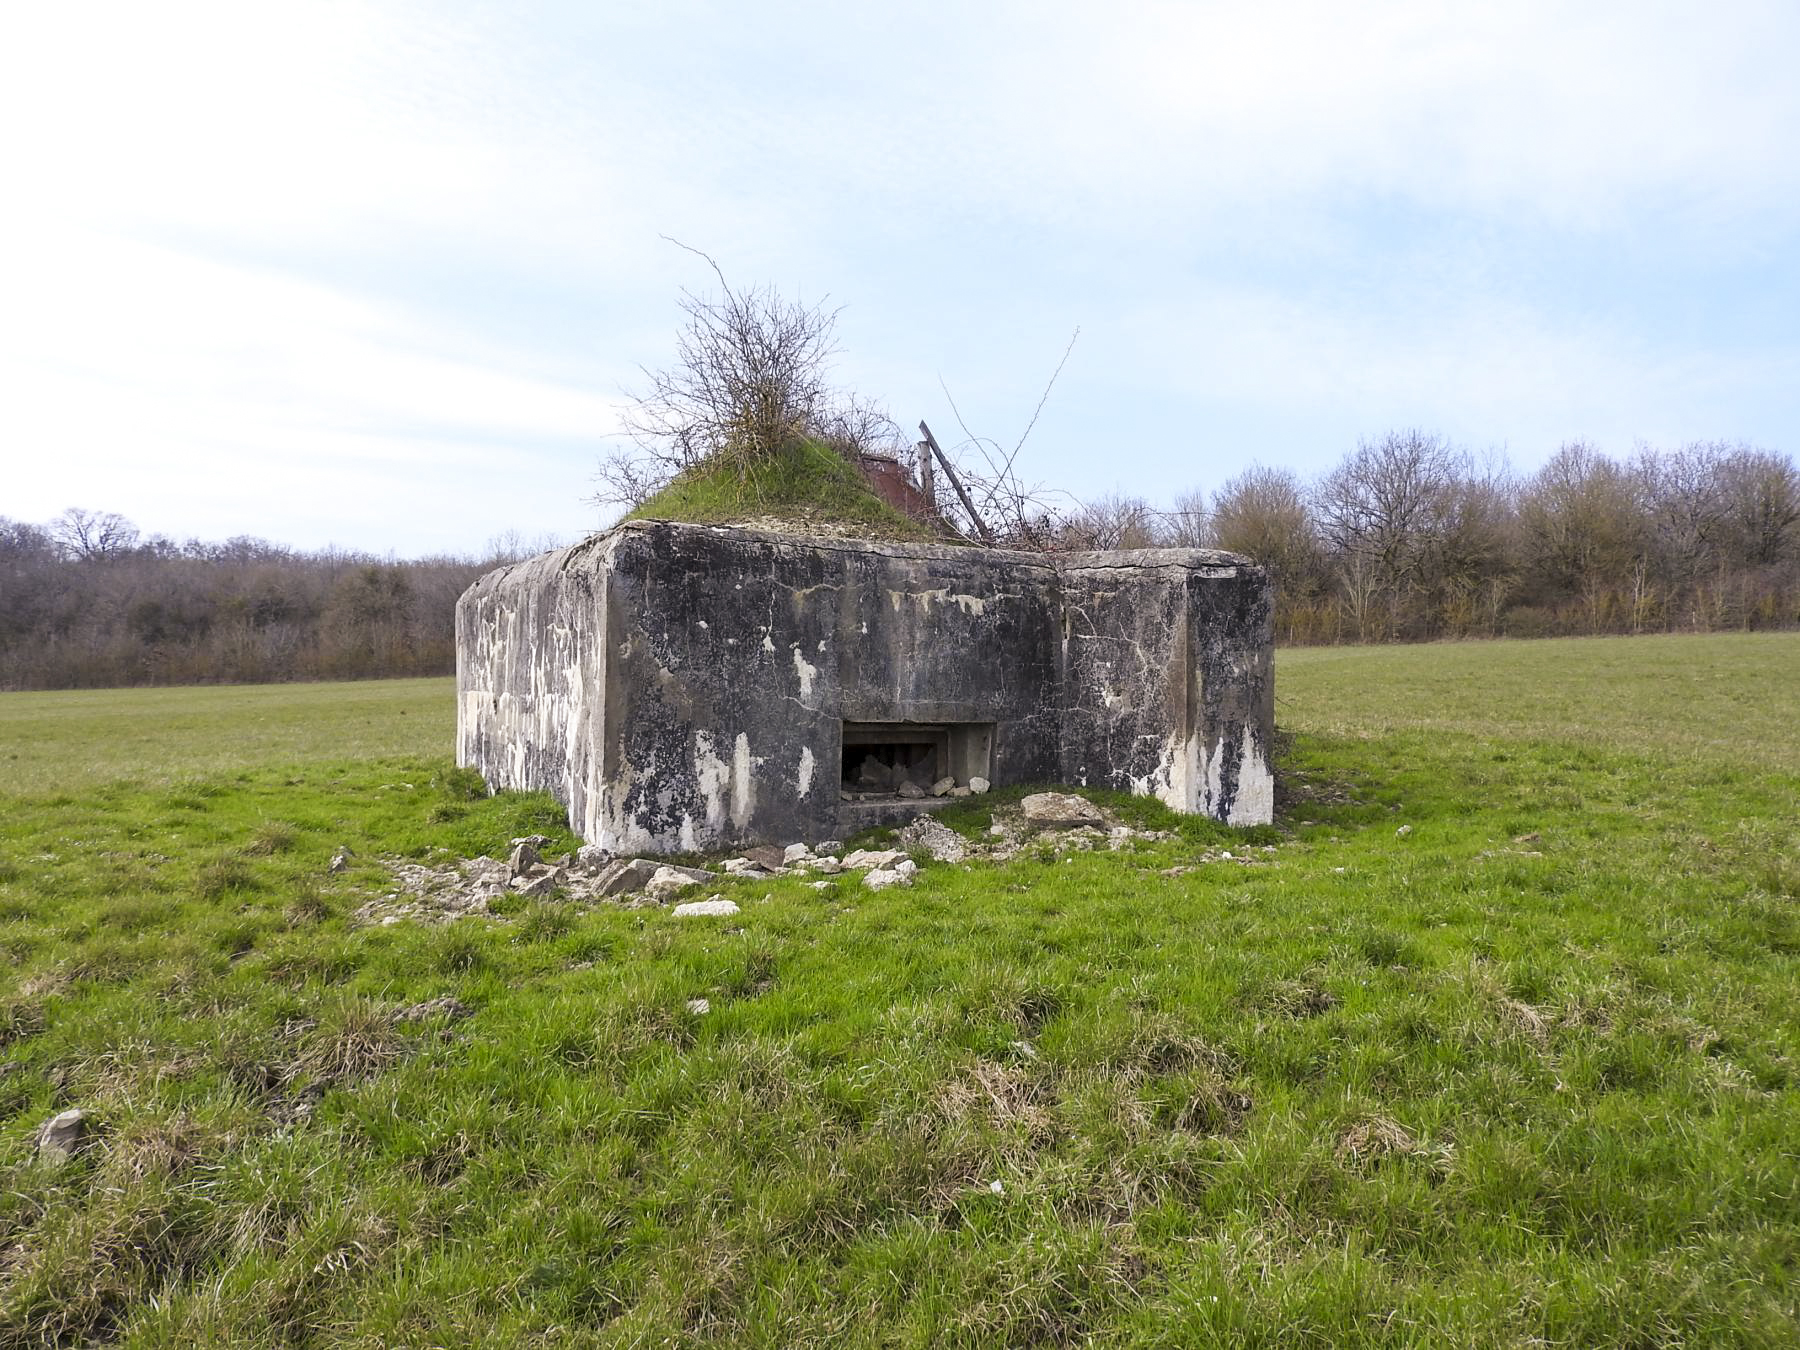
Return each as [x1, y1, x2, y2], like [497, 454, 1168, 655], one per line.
[840, 722, 993, 795]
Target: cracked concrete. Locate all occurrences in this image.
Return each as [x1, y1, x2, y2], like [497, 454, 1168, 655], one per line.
[458, 520, 1273, 853]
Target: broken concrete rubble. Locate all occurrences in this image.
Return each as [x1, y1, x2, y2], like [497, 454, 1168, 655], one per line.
[457, 520, 1273, 855]
[897, 815, 968, 863]
[842, 848, 906, 870]
[1021, 792, 1106, 830]
[354, 788, 1213, 929]
[646, 864, 717, 901]
[594, 857, 660, 896]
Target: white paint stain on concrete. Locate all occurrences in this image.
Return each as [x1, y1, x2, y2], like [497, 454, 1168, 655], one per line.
[1133, 728, 1195, 809]
[1129, 723, 1270, 828]
[1226, 726, 1275, 826]
[730, 732, 754, 828]
[792, 645, 818, 700]
[797, 745, 816, 797]
[888, 587, 989, 616]
[692, 731, 731, 832]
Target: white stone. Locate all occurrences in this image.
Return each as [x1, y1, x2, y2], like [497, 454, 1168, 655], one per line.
[863, 868, 910, 891]
[930, 776, 956, 797]
[35, 1108, 88, 1162]
[1021, 791, 1104, 830]
[648, 865, 706, 894]
[646, 863, 719, 901]
[672, 898, 740, 917]
[782, 842, 813, 864]
[843, 849, 905, 870]
[894, 858, 919, 879]
[686, 998, 711, 1014]
[969, 777, 991, 794]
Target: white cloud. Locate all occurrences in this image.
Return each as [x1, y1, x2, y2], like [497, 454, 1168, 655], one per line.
[0, 1, 1794, 550]
[1, 229, 619, 549]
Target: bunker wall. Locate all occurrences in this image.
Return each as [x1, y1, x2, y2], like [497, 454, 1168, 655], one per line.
[456, 521, 1274, 852]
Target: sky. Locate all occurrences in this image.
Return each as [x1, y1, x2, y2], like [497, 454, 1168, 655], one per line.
[3, 0, 1797, 557]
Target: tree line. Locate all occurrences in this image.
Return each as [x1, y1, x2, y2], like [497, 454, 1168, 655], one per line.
[0, 510, 556, 690]
[5, 435, 1795, 691]
[1059, 435, 1799, 644]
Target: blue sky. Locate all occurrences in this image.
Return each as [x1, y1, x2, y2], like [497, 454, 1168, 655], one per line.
[3, 0, 1797, 555]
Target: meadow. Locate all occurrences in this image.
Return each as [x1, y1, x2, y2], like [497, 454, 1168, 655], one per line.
[1, 634, 1796, 1346]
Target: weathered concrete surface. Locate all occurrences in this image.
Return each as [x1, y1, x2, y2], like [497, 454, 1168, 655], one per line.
[457, 521, 1273, 853]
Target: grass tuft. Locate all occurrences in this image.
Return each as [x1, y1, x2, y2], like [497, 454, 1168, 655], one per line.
[193, 856, 257, 901]
[242, 821, 298, 856]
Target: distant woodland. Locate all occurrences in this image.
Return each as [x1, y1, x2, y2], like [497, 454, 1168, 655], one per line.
[1063, 436, 1800, 647]
[0, 512, 548, 690]
[3, 435, 1795, 690]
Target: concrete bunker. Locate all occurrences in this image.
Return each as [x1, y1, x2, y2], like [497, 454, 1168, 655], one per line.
[456, 520, 1274, 853]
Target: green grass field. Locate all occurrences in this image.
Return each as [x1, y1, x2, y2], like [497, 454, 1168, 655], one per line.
[1, 635, 1797, 1346]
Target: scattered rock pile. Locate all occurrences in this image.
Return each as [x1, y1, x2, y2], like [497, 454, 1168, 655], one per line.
[969, 797, 1177, 864]
[353, 832, 940, 925]
[351, 836, 725, 926]
[352, 789, 1253, 928]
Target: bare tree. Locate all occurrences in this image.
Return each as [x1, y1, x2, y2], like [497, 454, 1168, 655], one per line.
[595, 240, 842, 509]
[1212, 467, 1316, 574]
[1062, 493, 1162, 550]
[1518, 442, 1643, 598]
[1717, 445, 1800, 568]
[1634, 441, 1730, 586]
[50, 507, 140, 560]
[1161, 488, 1211, 548]
[1421, 456, 1516, 633]
[1312, 430, 1460, 637]
[1208, 465, 1327, 635]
